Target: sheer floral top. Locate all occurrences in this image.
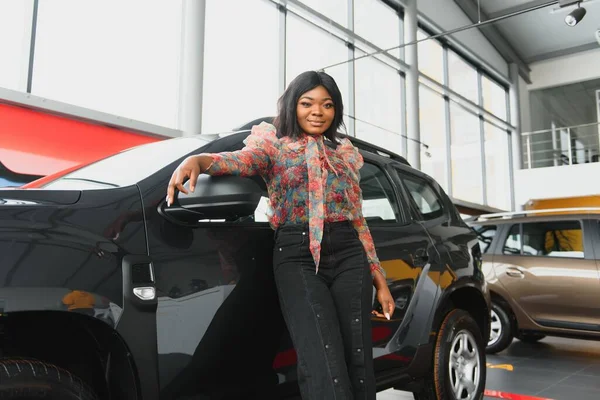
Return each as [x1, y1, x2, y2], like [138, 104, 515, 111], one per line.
[204, 122, 385, 279]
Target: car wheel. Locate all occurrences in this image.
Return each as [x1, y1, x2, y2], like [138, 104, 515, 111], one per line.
[486, 302, 513, 354]
[0, 358, 98, 400]
[516, 333, 545, 343]
[413, 309, 486, 400]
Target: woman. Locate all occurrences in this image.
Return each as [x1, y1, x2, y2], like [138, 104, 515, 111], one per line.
[166, 71, 395, 399]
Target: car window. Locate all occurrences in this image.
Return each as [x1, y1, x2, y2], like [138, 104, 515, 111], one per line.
[522, 221, 584, 258]
[503, 224, 521, 255]
[359, 163, 398, 222]
[398, 173, 444, 220]
[471, 224, 497, 254]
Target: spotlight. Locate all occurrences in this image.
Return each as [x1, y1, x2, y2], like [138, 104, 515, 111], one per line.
[565, 4, 587, 26]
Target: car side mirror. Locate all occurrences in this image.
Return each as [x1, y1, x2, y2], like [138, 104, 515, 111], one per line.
[160, 175, 263, 224]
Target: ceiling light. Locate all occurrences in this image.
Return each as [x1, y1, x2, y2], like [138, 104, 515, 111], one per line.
[565, 4, 587, 26]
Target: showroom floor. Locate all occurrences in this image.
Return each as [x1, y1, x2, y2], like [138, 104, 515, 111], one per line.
[379, 337, 600, 400]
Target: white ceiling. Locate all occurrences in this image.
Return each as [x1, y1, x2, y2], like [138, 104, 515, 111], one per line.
[469, 0, 600, 63]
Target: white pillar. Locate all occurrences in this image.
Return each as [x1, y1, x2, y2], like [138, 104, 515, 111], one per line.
[178, 0, 206, 136]
[509, 63, 523, 210]
[404, 0, 421, 169]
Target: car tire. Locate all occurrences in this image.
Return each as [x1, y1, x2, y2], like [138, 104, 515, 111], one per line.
[413, 309, 486, 400]
[0, 358, 99, 400]
[516, 333, 545, 343]
[486, 302, 513, 354]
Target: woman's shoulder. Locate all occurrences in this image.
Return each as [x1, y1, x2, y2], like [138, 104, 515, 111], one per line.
[335, 136, 364, 170]
[244, 122, 280, 149]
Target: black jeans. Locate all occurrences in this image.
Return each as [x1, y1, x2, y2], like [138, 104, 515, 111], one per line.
[273, 221, 376, 400]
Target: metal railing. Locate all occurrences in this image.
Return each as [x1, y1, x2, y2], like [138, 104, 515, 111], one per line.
[522, 121, 600, 169]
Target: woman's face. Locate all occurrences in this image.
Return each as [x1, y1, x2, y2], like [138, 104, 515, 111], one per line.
[296, 85, 335, 136]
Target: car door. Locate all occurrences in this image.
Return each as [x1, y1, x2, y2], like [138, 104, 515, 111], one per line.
[140, 135, 286, 400]
[358, 157, 440, 371]
[494, 218, 600, 331]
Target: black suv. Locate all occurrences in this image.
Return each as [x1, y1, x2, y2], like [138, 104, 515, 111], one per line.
[0, 118, 489, 400]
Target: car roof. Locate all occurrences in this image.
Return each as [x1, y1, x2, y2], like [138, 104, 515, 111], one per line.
[465, 208, 600, 226]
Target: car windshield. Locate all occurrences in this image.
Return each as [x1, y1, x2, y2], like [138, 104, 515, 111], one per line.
[41, 136, 210, 190]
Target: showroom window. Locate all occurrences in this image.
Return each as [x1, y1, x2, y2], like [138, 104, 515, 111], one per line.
[522, 221, 584, 258]
[482, 75, 508, 121]
[400, 172, 444, 221]
[419, 85, 447, 190]
[355, 54, 403, 155]
[354, 0, 401, 58]
[448, 50, 478, 105]
[503, 225, 521, 255]
[32, 0, 183, 128]
[450, 103, 483, 204]
[286, 13, 349, 134]
[203, 0, 280, 133]
[484, 122, 511, 210]
[417, 30, 444, 84]
[0, 1, 33, 92]
[298, 0, 348, 28]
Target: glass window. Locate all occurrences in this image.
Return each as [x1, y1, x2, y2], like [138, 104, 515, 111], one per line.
[354, 0, 401, 58]
[450, 103, 483, 204]
[400, 173, 444, 220]
[286, 13, 349, 130]
[482, 76, 507, 120]
[355, 54, 402, 154]
[417, 30, 444, 83]
[503, 224, 521, 255]
[0, 1, 33, 91]
[484, 123, 511, 210]
[203, 0, 279, 133]
[448, 51, 478, 104]
[523, 221, 584, 258]
[471, 224, 497, 254]
[419, 85, 447, 189]
[359, 163, 398, 222]
[32, 1, 183, 128]
[299, 0, 348, 28]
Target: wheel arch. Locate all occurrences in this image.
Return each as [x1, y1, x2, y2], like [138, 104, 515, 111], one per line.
[0, 311, 141, 400]
[433, 282, 490, 342]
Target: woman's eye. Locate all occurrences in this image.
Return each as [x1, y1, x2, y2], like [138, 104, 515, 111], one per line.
[324, 103, 334, 109]
[301, 102, 311, 107]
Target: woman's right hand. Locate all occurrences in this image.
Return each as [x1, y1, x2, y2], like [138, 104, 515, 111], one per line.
[166, 155, 212, 206]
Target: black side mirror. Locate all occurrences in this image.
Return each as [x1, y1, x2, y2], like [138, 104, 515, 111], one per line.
[160, 175, 263, 225]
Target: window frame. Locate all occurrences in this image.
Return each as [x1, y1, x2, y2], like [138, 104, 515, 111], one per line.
[357, 158, 404, 225]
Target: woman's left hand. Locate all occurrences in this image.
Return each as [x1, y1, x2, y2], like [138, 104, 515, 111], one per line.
[372, 272, 395, 320]
[374, 286, 395, 320]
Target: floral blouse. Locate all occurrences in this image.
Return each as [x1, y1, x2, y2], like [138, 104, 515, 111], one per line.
[205, 122, 385, 279]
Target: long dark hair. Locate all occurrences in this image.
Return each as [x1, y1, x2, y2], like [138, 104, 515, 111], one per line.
[273, 71, 345, 144]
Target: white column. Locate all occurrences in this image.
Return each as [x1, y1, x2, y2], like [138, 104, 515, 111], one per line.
[509, 62, 522, 210]
[404, 0, 421, 169]
[178, 0, 206, 136]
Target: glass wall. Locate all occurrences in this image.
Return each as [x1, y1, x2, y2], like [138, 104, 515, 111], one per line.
[32, 0, 183, 128]
[202, 0, 279, 133]
[0, 0, 514, 210]
[0, 1, 33, 92]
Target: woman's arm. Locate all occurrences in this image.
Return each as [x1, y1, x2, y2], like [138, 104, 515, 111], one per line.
[166, 122, 277, 206]
[351, 217, 386, 280]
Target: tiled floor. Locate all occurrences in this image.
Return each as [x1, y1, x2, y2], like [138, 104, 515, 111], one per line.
[377, 336, 600, 400]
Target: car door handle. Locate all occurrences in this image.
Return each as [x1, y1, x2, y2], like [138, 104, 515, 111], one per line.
[505, 267, 524, 278]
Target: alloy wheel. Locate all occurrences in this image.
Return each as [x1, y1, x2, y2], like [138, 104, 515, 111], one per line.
[448, 329, 481, 399]
[488, 309, 502, 347]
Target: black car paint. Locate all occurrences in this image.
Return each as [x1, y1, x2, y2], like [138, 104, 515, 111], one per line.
[0, 129, 488, 399]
